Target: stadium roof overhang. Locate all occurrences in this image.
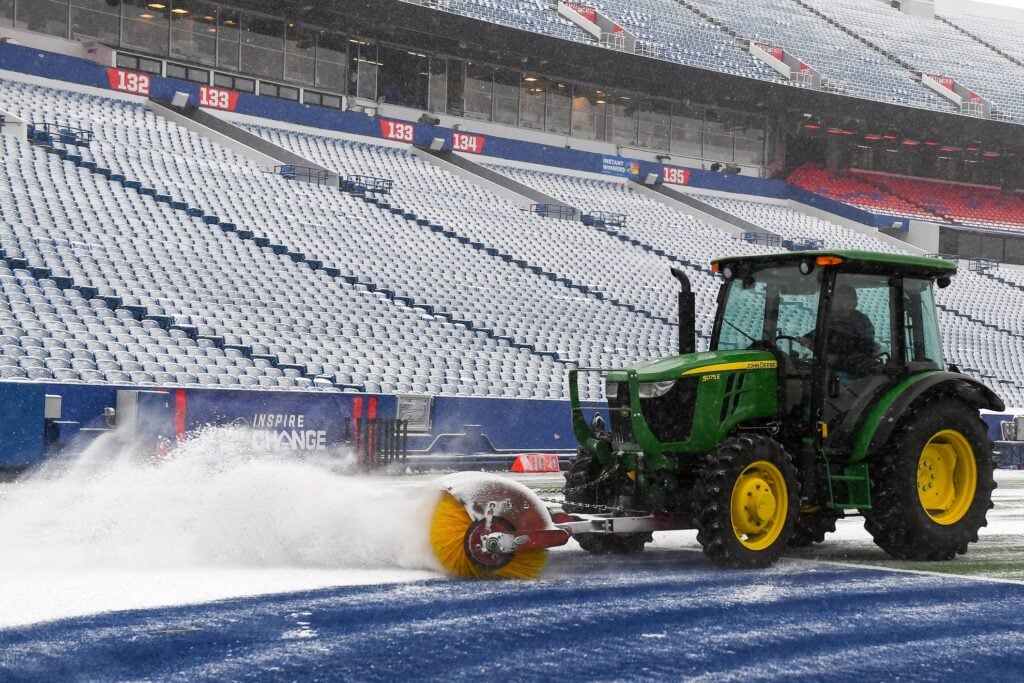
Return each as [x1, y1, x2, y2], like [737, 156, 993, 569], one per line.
[230, 0, 1023, 153]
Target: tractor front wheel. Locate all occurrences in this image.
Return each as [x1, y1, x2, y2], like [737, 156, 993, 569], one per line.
[694, 435, 799, 568]
[864, 399, 995, 561]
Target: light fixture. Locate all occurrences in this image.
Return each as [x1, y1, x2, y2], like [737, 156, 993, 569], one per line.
[147, 2, 166, 8]
[171, 8, 188, 14]
[523, 76, 538, 82]
[139, 13, 155, 19]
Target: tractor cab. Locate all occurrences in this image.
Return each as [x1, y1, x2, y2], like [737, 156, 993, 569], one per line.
[711, 251, 951, 454]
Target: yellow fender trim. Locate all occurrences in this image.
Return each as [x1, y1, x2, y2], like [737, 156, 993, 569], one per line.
[682, 360, 778, 376]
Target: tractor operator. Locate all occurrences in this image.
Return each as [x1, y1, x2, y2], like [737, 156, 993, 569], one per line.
[801, 283, 877, 377]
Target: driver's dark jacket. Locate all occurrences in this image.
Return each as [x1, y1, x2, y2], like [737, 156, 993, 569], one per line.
[825, 309, 875, 374]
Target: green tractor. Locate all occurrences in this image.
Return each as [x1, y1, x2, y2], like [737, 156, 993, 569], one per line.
[428, 250, 1003, 577]
[563, 250, 1003, 568]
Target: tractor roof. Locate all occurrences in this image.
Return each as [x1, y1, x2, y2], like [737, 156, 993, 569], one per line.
[711, 250, 957, 278]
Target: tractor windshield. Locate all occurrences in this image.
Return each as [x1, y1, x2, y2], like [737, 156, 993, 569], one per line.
[714, 264, 823, 352]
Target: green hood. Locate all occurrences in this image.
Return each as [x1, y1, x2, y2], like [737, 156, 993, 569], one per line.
[606, 349, 778, 382]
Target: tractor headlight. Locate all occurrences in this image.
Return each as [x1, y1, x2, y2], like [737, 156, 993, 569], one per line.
[638, 380, 676, 399]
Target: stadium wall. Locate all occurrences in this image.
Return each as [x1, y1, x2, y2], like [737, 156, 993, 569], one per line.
[0, 381, 594, 468]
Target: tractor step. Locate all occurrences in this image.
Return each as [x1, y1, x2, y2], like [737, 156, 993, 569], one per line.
[827, 463, 871, 509]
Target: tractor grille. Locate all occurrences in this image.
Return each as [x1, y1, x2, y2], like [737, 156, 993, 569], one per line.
[607, 382, 635, 444]
[606, 378, 699, 444]
[643, 378, 699, 443]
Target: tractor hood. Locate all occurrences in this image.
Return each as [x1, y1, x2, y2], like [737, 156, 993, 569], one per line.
[605, 349, 778, 383]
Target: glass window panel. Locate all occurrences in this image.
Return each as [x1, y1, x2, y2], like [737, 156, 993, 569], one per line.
[490, 67, 517, 126]
[703, 132, 734, 162]
[609, 94, 637, 147]
[0, 0, 12, 28]
[240, 12, 283, 79]
[638, 98, 670, 151]
[427, 57, 446, 114]
[18, 0, 68, 37]
[735, 136, 763, 165]
[122, 0, 167, 53]
[216, 7, 239, 71]
[571, 86, 603, 141]
[315, 31, 346, 91]
[519, 74, 545, 130]
[446, 59, 464, 117]
[349, 41, 377, 100]
[903, 279, 944, 367]
[169, 1, 216, 66]
[546, 81, 571, 136]
[315, 57, 345, 93]
[378, 44, 428, 109]
[284, 23, 314, 85]
[464, 61, 492, 121]
[241, 11, 283, 49]
[70, 1, 119, 44]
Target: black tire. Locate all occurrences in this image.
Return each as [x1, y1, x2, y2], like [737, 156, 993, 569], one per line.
[563, 449, 652, 554]
[863, 398, 995, 561]
[787, 510, 843, 548]
[694, 435, 799, 568]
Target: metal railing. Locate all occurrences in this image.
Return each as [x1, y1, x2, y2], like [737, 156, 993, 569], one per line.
[275, 164, 330, 185]
[740, 231, 783, 247]
[341, 174, 394, 194]
[530, 203, 578, 220]
[28, 122, 94, 147]
[343, 417, 409, 469]
[581, 210, 627, 228]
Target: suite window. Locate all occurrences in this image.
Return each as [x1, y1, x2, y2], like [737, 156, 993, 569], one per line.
[169, 0, 217, 66]
[70, 0, 120, 45]
[240, 12, 284, 80]
[122, 0, 168, 53]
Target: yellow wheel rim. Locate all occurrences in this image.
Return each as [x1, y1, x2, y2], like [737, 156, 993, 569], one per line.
[730, 460, 789, 550]
[918, 429, 977, 525]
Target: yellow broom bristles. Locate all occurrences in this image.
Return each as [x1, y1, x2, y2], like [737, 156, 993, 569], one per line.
[429, 493, 547, 580]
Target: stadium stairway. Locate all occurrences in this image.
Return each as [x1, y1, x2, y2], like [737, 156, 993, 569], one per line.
[148, 99, 335, 185]
[635, 180, 772, 238]
[414, 147, 568, 210]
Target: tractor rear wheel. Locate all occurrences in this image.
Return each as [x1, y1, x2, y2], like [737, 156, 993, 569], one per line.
[694, 435, 799, 568]
[864, 399, 995, 561]
[563, 449, 651, 554]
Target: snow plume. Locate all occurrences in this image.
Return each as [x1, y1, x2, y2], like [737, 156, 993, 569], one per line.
[0, 427, 442, 572]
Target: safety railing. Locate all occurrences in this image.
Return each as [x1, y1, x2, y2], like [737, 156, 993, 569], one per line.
[28, 122, 94, 147]
[740, 231, 783, 247]
[275, 165, 330, 185]
[581, 210, 627, 228]
[530, 203, 579, 220]
[341, 174, 395, 194]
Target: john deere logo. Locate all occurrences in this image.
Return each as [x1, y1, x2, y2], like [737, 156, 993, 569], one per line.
[619, 406, 631, 418]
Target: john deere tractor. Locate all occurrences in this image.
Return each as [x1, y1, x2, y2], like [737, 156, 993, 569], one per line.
[428, 250, 1003, 577]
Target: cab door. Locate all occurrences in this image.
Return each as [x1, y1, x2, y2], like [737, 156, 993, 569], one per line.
[817, 272, 898, 451]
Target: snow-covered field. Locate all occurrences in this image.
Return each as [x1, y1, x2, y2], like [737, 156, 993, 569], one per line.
[1, 431, 1022, 679]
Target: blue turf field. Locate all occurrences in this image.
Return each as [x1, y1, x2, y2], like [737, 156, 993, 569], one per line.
[3, 551, 1023, 682]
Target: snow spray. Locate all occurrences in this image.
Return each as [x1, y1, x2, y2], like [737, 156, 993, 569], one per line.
[0, 427, 443, 572]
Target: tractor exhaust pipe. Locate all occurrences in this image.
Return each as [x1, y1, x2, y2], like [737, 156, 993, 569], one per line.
[670, 267, 696, 355]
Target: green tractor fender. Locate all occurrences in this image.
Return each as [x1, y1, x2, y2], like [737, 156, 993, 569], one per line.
[849, 371, 1005, 464]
